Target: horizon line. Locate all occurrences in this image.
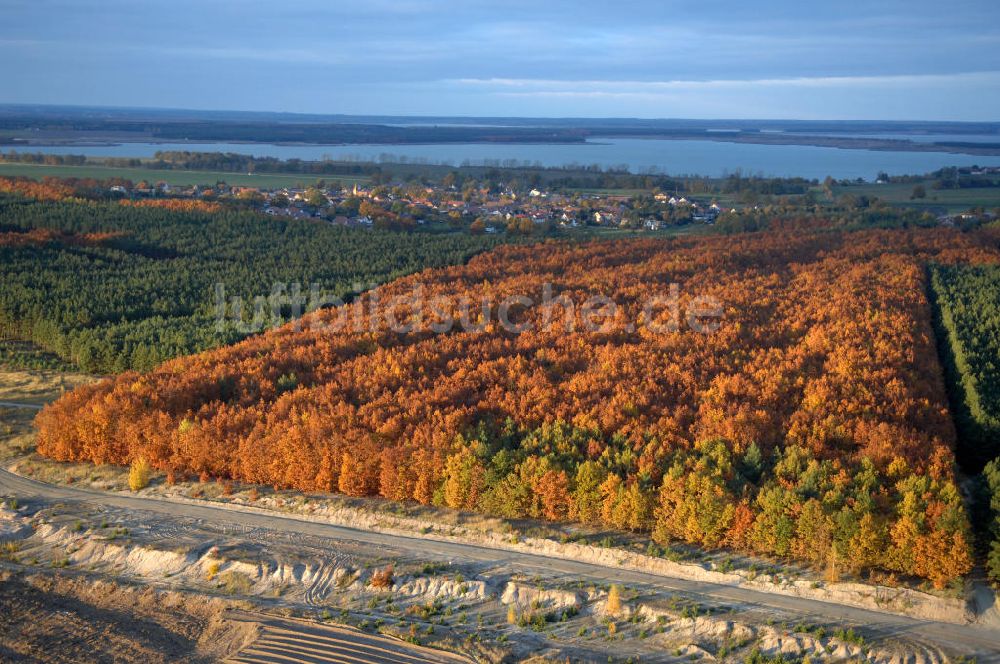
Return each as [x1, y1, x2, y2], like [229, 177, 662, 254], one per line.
[1, 102, 998, 127]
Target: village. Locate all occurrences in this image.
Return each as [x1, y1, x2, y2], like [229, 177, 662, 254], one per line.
[112, 178, 730, 234]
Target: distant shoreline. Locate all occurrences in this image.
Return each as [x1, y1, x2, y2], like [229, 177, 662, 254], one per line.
[4, 133, 1000, 157]
[590, 132, 1000, 156]
[4, 106, 1000, 157]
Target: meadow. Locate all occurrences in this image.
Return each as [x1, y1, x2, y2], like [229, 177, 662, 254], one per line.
[832, 179, 1000, 213]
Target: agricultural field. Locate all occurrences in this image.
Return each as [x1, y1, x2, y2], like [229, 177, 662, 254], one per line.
[36, 226, 1000, 589]
[0, 161, 368, 189]
[832, 179, 1000, 213]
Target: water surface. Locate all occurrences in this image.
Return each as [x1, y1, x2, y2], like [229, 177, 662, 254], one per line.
[17, 137, 1000, 180]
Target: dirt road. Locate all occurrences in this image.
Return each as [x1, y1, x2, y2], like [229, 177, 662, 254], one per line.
[0, 401, 42, 410]
[2, 467, 999, 660]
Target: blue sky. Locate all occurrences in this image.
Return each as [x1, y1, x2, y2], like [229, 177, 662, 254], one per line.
[3, 0, 999, 120]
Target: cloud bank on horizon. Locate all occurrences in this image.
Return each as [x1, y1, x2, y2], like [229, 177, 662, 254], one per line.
[2, 0, 999, 120]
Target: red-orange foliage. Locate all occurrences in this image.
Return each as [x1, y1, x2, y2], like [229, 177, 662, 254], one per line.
[0, 228, 65, 247]
[369, 564, 394, 589]
[120, 199, 223, 214]
[35, 227, 1000, 583]
[0, 228, 123, 248]
[0, 176, 221, 213]
[0, 176, 76, 201]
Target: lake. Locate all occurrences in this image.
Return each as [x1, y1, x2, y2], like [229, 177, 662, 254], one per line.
[17, 137, 1000, 180]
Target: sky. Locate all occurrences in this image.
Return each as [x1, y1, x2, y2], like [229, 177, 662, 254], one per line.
[2, 0, 999, 120]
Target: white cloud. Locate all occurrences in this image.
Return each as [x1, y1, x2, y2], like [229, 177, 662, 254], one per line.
[450, 71, 1000, 96]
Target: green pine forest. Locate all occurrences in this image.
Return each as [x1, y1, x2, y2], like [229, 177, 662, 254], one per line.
[930, 263, 1000, 581]
[0, 194, 504, 374]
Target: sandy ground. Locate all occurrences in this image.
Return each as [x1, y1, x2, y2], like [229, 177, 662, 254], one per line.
[0, 491, 980, 663]
[225, 613, 472, 664]
[0, 571, 255, 663]
[0, 568, 469, 664]
[0, 368, 996, 662]
[0, 369, 96, 406]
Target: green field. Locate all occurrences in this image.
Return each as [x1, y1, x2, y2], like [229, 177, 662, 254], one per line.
[570, 187, 651, 196]
[0, 162, 370, 188]
[571, 223, 712, 239]
[831, 180, 1000, 214]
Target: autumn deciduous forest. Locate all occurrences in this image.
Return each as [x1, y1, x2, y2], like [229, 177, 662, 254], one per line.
[36, 227, 1000, 587]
